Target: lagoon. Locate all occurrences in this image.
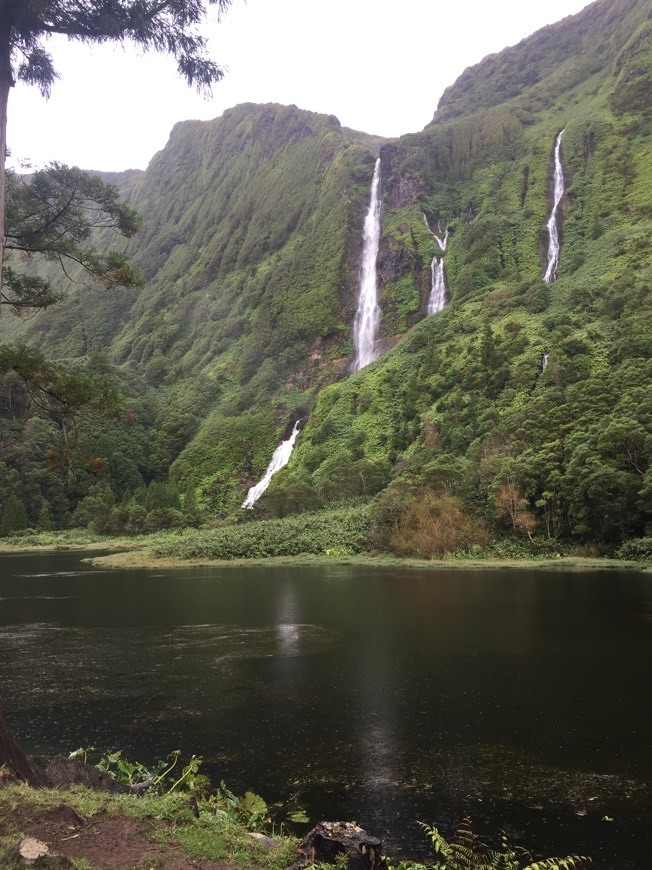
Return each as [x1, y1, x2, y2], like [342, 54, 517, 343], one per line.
[0, 551, 650, 868]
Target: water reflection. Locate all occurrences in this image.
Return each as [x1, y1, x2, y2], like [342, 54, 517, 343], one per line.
[0, 552, 650, 868]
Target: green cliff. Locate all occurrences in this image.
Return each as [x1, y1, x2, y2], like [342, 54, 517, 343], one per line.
[1, 0, 650, 548]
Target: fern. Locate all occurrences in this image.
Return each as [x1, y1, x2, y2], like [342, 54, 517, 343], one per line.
[414, 820, 591, 870]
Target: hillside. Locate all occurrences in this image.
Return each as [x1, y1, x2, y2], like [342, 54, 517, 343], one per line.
[0, 0, 650, 549]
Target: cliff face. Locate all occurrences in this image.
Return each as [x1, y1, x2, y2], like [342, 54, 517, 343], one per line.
[2, 0, 650, 539]
[268, 0, 652, 542]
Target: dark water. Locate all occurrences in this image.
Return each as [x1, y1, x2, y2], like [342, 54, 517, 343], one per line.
[1, 551, 651, 868]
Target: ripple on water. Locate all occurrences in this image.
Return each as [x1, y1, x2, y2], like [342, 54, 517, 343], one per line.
[17, 571, 109, 578]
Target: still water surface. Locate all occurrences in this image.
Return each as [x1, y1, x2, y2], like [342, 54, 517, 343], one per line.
[1, 551, 651, 867]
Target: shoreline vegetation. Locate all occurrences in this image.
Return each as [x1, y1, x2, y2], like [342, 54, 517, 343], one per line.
[0, 781, 300, 870]
[0, 716, 594, 870]
[0, 527, 647, 573]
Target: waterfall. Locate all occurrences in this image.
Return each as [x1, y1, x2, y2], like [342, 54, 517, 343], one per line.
[242, 420, 301, 509]
[423, 214, 449, 315]
[353, 158, 382, 371]
[435, 228, 449, 253]
[427, 257, 448, 315]
[542, 352, 549, 371]
[423, 215, 448, 253]
[543, 129, 565, 283]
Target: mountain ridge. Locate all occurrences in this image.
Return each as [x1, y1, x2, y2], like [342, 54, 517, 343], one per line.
[0, 0, 650, 547]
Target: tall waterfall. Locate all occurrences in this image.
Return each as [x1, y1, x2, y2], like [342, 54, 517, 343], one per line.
[424, 214, 449, 315]
[543, 129, 565, 283]
[242, 420, 301, 509]
[428, 257, 448, 315]
[353, 158, 382, 371]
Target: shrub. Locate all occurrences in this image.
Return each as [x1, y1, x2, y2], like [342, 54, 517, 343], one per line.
[615, 537, 652, 564]
[153, 504, 372, 561]
[388, 491, 490, 559]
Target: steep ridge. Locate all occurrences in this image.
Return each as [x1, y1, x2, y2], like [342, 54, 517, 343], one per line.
[3, 105, 385, 519]
[260, 0, 652, 544]
[0, 0, 650, 543]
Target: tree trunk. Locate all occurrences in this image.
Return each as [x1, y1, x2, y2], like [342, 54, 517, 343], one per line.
[0, 709, 45, 786]
[0, 14, 14, 315]
[294, 822, 384, 870]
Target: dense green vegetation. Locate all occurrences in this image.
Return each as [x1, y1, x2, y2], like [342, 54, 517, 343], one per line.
[0, 0, 649, 556]
[153, 503, 372, 560]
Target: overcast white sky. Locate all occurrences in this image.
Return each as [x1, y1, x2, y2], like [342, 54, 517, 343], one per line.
[7, 0, 590, 172]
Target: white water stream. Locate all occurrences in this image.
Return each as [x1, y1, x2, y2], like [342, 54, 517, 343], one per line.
[242, 420, 301, 509]
[543, 129, 565, 283]
[427, 258, 448, 315]
[424, 215, 449, 315]
[353, 158, 382, 371]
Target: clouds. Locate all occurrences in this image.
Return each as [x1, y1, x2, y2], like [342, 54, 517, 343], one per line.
[7, 0, 589, 172]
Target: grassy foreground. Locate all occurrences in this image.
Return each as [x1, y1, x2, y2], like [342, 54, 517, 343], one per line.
[0, 781, 298, 870]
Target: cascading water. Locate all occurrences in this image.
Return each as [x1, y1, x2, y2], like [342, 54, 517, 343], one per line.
[242, 420, 301, 509]
[353, 158, 382, 371]
[428, 257, 448, 315]
[423, 215, 449, 253]
[542, 352, 549, 371]
[423, 214, 449, 315]
[543, 129, 565, 283]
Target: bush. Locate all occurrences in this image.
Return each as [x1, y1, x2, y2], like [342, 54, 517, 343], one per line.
[388, 491, 490, 559]
[153, 504, 372, 560]
[615, 537, 652, 564]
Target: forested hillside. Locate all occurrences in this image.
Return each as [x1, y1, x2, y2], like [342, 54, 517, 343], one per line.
[0, 0, 650, 551]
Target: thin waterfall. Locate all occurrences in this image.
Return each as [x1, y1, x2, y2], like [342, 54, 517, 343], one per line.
[542, 352, 549, 371]
[242, 420, 301, 509]
[434, 228, 449, 253]
[428, 257, 448, 314]
[423, 215, 449, 253]
[353, 158, 382, 371]
[543, 129, 565, 283]
[424, 214, 449, 315]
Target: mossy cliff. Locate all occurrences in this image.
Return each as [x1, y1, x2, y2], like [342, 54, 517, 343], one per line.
[1, 0, 650, 546]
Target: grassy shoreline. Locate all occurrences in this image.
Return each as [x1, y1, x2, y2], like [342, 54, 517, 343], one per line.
[0, 532, 646, 573]
[87, 549, 649, 572]
[0, 782, 298, 870]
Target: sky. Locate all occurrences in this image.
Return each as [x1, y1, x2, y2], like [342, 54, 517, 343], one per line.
[7, 0, 591, 173]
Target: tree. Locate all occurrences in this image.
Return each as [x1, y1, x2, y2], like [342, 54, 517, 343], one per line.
[494, 482, 536, 539]
[3, 163, 142, 311]
[0, 0, 233, 299]
[0, 491, 28, 534]
[0, 343, 123, 484]
[36, 501, 52, 531]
